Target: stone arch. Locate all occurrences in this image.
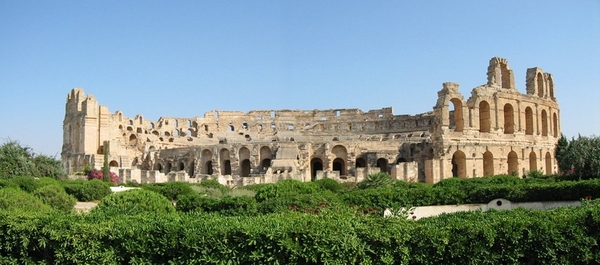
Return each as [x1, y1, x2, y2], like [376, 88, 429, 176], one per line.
[165, 162, 172, 173]
[537, 72, 545, 97]
[451, 151, 466, 178]
[525, 107, 534, 135]
[219, 148, 231, 175]
[529, 151, 538, 172]
[201, 149, 213, 175]
[553, 112, 558, 137]
[240, 159, 251, 177]
[331, 145, 348, 176]
[541, 109, 548, 136]
[332, 158, 346, 176]
[507, 151, 518, 175]
[239, 147, 251, 177]
[259, 146, 272, 171]
[129, 134, 137, 146]
[479, 100, 491, 133]
[376, 158, 388, 174]
[355, 157, 366, 168]
[545, 152, 552, 175]
[449, 98, 464, 132]
[310, 157, 323, 181]
[178, 161, 185, 171]
[109, 160, 119, 167]
[503, 103, 515, 134]
[483, 151, 494, 176]
[188, 161, 195, 177]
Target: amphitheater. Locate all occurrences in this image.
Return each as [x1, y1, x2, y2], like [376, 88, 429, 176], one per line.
[61, 57, 560, 186]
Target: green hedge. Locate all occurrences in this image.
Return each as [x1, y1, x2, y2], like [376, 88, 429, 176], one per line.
[0, 200, 598, 264]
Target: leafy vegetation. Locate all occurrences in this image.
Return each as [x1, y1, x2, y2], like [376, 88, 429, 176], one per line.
[555, 134, 600, 179]
[0, 140, 65, 179]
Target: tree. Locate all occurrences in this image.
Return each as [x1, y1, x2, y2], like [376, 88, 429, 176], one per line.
[555, 134, 600, 179]
[0, 140, 65, 179]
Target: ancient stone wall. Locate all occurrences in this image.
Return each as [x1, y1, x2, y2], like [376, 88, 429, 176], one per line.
[62, 57, 560, 185]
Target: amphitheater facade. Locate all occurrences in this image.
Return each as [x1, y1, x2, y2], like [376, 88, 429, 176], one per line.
[61, 57, 560, 186]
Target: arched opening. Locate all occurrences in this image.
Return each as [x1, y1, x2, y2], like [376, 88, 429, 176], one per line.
[355, 157, 366, 168]
[165, 162, 172, 173]
[129, 134, 137, 146]
[451, 151, 466, 178]
[228, 125, 234, 132]
[109, 160, 119, 167]
[239, 147, 251, 176]
[201, 149, 213, 174]
[479, 101, 491, 133]
[332, 158, 346, 176]
[507, 151, 518, 175]
[240, 159, 251, 177]
[310, 158, 323, 181]
[553, 113, 558, 137]
[541, 110, 548, 136]
[545, 152, 552, 175]
[503, 104, 515, 134]
[449, 98, 463, 132]
[204, 161, 213, 175]
[131, 158, 139, 167]
[178, 162, 185, 171]
[537, 72, 544, 97]
[483, 151, 494, 176]
[222, 160, 231, 175]
[330, 145, 348, 176]
[260, 146, 272, 172]
[261, 159, 271, 171]
[188, 161, 195, 177]
[154, 163, 163, 172]
[376, 158, 388, 174]
[525, 107, 534, 135]
[529, 151, 538, 172]
[220, 148, 231, 175]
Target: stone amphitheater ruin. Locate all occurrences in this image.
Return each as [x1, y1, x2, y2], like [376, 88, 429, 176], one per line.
[61, 57, 560, 186]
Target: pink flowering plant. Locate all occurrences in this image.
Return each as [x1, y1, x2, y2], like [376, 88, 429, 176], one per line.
[87, 169, 119, 185]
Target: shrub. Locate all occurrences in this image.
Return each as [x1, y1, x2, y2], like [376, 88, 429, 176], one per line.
[87, 169, 119, 185]
[63, 179, 112, 202]
[0, 187, 51, 212]
[143, 182, 195, 201]
[254, 179, 319, 202]
[33, 185, 76, 212]
[9, 176, 38, 193]
[90, 189, 175, 217]
[314, 178, 344, 193]
[356, 172, 394, 189]
[198, 179, 229, 193]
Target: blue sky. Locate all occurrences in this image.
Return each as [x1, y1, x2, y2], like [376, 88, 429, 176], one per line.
[1, 1, 599, 156]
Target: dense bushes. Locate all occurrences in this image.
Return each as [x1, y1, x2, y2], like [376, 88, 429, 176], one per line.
[63, 179, 112, 202]
[143, 181, 195, 201]
[90, 189, 175, 217]
[87, 169, 119, 185]
[0, 188, 51, 212]
[33, 185, 77, 212]
[0, 200, 598, 264]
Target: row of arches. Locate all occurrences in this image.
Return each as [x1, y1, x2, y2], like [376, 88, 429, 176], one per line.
[450, 99, 558, 137]
[451, 150, 553, 178]
[155, 146, 274, 177]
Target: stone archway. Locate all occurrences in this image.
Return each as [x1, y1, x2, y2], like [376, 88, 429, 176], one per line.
[311, 158, 323, 181]
[451, 151, 466, 178]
